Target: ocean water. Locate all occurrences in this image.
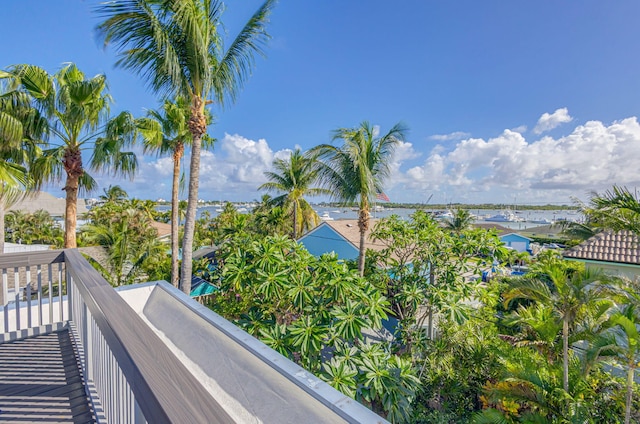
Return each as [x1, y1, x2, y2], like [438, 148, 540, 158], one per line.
[158, 204, 581, 231]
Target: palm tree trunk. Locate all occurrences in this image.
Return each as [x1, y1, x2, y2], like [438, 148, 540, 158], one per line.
[358, 226, 366, 276]
[0, 203, 5, 254]
[170, 144, 183, 287]
[64, 174, 79, 248]
[180, 98, 206, 295]
[625, 364, 634, 424]
[563, 316, 569, 392]
[63, 147, 82, 249]
[357, 206, 369, 276]
[292, 200, 298, 239]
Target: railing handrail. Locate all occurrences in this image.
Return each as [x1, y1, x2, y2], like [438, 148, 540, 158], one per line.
[0, 249, 65, 269]
[63, 249, 233, 423]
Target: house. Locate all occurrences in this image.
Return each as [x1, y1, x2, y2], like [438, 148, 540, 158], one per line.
[472, 222, 511, 235]
[563, 230, 640, 280]
[9, 191, 88, 217]
[150, 221, 172, 242]
[297, 219, 384, 260]
[499, 233, 532, 253]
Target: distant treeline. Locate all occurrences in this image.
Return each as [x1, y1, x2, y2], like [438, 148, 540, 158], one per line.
[316, 202, 580, 211]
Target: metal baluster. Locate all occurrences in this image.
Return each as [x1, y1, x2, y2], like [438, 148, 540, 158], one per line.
[14, 267, 19, 330]
[37, 265, 42, 326]
[2, 268, 8, 333]
[48, 263, 53, 324]
[58, 263, 63, 322]
[26, 266, 31, 328]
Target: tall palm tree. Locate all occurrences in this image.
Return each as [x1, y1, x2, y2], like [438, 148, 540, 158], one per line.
[260, 148, 327, 239]
[138, 97, 215, 286]
[504, 265, 614, 392]
[311, 121, 407, 275]
[0, 75, 48, 252]
[96, 0, 276, 294]
[4, 63, 138, 248]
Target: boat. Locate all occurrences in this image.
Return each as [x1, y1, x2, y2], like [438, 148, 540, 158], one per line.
[530, 218, 554, 225]
[434, 210, 454, 220]
[484, 210, 523, 222]
[320, 212, 334, 221]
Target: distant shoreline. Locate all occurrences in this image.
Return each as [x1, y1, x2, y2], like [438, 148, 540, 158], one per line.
[154, 200, 580, 212]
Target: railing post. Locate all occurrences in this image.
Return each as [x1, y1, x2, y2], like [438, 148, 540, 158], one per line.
[2, 268, 7, 333]
[26, 265, 31, 328]
[14, 267, 20, 330]
[85, 303, 93, 381]
[37, 265, 42, 326]
[48, 263, 53, 325]
[67, 266, 73, 322]
[58, 263, 63, 322]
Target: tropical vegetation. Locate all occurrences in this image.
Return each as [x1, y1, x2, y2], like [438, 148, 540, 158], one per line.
[80, 191, 168, 286]
[2, 63, 138, 248]
[0, 1, 638, 421]
[259, 148, 328, 239]
[96, 0, 276, 295]
[0, 74, 48, 252]
[5, 210, 63, 248]
[138, 97, 214, 286]
[311, 121, 407, 275]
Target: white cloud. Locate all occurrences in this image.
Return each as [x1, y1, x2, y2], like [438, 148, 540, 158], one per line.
[397, 116, 640, 203]
[96, 113, 640, 205]
[429, 131, 471, 141]
[198, 134, 280, 196]
[533, 107, 573, 134]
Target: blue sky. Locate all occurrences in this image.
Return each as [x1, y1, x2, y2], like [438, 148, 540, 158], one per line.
[3, 1, 640, 205]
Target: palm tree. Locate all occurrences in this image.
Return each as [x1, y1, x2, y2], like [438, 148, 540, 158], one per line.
[83, 207, 165, 286]
[504, 265, 614, 392]
[96, 0, 276, 294]
[4, 63, 138, 248]
[587, 304, 640, 424]
[0, 75, 48, 252]
[99, 184, 128, 204]
[259, 148, 327, 239]
[583, 185, 640, 234]
[138, 97, 214, 286]
[444, 208, 474, 234]
[311, 121, 407, 275]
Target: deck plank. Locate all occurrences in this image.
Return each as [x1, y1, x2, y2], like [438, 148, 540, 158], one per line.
[0, 330, 95, 423]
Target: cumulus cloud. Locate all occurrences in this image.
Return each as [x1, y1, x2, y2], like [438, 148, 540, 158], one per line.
[99, 113, 640, 205]
[533, 107, 573, 134]
[198, 133, 280, 196]
[399, 117, 640, 203]
[386, 141, 421, 188]
[114, 133, 293, 201]
[429, 131, 471, 141]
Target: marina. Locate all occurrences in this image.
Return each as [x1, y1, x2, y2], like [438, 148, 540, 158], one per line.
[170, 204, 582, 231]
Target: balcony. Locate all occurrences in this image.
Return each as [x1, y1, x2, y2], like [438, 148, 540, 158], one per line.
[0, 249, 386, 423]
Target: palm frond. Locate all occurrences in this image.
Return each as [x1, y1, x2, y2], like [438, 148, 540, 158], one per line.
[210, 0, 275, 106]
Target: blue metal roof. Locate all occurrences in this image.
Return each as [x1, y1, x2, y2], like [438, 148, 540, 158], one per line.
[297, 223, 359, 260]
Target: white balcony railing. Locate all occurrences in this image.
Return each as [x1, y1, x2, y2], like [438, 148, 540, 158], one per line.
[0, 249, 235, 423]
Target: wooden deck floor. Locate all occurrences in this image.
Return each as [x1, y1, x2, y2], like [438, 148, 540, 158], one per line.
[0, 329, 95, 423]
